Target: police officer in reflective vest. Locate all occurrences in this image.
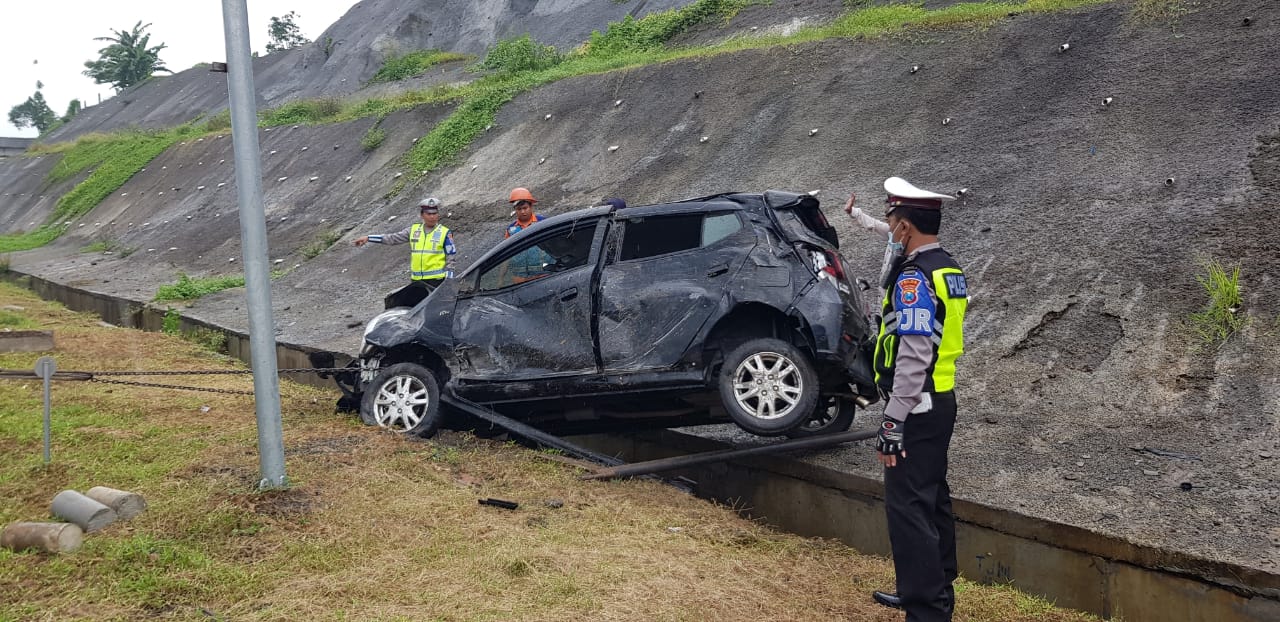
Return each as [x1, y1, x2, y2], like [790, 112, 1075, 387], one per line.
[354, 197, 457, 305]
[869, 177, 968, 622]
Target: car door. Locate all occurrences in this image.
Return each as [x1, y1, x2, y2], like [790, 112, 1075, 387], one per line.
[596, 208, 753, 371]
[452, 217, 603, 381]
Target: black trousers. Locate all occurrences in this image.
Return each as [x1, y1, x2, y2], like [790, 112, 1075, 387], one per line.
[884, 392, 958, 622]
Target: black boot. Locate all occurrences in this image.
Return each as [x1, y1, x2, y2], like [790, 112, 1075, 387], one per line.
[872, 591, 903, 609]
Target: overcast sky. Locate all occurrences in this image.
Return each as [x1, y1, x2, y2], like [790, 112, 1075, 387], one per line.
[1, 0, 359, 138]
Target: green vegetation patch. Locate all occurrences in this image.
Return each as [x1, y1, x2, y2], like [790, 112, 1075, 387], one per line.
[259, 98, 344, 126]
[586, 0, 756, 57]
[154, 273, 246, 302]
[370, 49, 470, 84]
[360, 125, 386, 151]
[0, 309, 37, 329]
[472, 34, 566, 74]
[301, 230, 344, 260]
[1188, 257, 1246, 345]
[0, 128, 190, 254]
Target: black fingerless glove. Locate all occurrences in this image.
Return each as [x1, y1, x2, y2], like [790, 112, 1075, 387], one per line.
[877, 415, 904, 455]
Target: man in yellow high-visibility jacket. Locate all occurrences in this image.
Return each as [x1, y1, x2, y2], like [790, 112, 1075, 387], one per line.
[354, 197, 457, 306]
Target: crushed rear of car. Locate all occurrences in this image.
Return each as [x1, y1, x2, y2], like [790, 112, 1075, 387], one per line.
[314, 190, 881, 438]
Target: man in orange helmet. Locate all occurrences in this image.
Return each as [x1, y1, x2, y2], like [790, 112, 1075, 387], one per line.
[505, 187, 544, 238]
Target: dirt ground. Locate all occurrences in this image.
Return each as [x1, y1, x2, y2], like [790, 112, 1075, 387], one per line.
[2, 0, 1278, 581]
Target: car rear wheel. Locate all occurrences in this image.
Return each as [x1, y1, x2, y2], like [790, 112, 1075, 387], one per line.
[719, 338, 819, 436]
[786, 396, 856, 438]
[360, 362, 443, 438]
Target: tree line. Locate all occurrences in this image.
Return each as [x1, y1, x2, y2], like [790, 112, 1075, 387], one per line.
[9, 12, 312, 136]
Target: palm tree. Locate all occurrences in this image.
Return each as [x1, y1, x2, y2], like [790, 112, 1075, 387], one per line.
[83, 21, 171, 91]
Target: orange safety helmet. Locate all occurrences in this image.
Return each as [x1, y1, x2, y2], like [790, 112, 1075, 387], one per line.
[509, 187, 537, 204]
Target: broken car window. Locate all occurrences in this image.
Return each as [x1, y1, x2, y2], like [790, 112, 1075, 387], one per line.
[477, 223, 595, 291]
[619, 212, 741, 262]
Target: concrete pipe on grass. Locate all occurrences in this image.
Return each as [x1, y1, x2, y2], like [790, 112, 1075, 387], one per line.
[1, 522, 84, 553]
[85, 486, 147, 521]
[51, 490, 117, 533]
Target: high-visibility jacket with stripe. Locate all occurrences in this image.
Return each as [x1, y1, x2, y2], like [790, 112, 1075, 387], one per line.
[873, 248, 968, 395]
[410, 223, 453, 281]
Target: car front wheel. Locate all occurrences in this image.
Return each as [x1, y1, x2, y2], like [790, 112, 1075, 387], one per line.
[360, 362, 443, 438]
[719, 338, 820, 436]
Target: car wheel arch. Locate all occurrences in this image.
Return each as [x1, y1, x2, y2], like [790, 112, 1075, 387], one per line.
[376, 345, 452, 386]
[701, 302, 815, 365]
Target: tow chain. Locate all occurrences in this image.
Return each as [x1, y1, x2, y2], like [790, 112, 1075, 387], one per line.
[0, 367, 351, 396]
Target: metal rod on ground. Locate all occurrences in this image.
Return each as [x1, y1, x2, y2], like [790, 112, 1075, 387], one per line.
[580, 428, 879, 481]
[441, 392, 624, 467]
[220, 0, 287, 490]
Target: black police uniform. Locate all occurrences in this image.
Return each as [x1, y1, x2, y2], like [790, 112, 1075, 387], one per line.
[874, 245, 968, 622]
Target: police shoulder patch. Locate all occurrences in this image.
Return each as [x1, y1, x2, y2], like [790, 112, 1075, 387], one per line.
[894, 268, 935, 336]
[944, 272, 968, 298]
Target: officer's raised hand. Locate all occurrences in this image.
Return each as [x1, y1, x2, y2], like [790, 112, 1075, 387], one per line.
[877, 415, 907, 467]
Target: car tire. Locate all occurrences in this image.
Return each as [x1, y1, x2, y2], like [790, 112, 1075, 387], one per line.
[719, 338, 820, 436]
[786, 396, 856, 438]
[359, 362, 443, 438]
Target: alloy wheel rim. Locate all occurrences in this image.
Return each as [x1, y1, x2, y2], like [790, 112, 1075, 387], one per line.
[372, 374, 429, 431]
[732, 351, 803, 420]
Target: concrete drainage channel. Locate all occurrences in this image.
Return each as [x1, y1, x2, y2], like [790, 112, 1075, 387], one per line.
[7, 272, 1280, 622]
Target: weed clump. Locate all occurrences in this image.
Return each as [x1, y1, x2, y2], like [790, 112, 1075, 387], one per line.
[154, 273, 247, 302]
[1188, 258, 1246, 345]
[473, 34, 564, 74]
[370, 50, 469, 84]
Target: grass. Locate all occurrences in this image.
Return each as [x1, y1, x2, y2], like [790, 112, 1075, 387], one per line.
[0, 309, 37, 329]
[81, 237, 136, 257]
[0, 127, 197, 254]
[153, 273, 247, 302]
[258, 98, 344, 127]
[360, 124, 386, 151]
[300, 230, 343, 260]
[369, 49, 470, 84]
[1131, 0, 1196, 21]
[1188, 257, 1246, 345]
[0, 281, 1101, 621]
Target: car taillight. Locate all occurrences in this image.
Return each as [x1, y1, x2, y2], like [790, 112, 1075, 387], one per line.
[822, 250, 846, 281]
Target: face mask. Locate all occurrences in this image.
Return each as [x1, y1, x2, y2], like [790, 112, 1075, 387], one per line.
[878, 222, 908, 288]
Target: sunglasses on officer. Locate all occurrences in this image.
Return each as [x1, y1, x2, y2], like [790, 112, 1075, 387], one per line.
[512, 201, 533, 209]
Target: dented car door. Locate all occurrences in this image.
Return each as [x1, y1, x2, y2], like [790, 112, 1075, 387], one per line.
[452, 218, 604, 381]
[597, 208, 754, 372]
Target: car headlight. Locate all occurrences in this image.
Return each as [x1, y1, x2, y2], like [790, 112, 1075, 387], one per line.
[362, 308, 412, 344]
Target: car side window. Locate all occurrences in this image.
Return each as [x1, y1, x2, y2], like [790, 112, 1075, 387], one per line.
[477, 222, 594, 292]
[618, 212, 741, 262]
[702, 213, 741, 246]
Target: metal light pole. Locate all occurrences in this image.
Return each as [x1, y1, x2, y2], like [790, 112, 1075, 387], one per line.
[220, 0, 287, 489]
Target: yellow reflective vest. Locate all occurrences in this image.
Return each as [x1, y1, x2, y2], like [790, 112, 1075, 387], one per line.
[873, 248, 967, 394]
[410, 223, 451, 280]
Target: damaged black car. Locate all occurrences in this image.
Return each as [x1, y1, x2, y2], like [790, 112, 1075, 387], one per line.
[316, 191, 882, 438]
